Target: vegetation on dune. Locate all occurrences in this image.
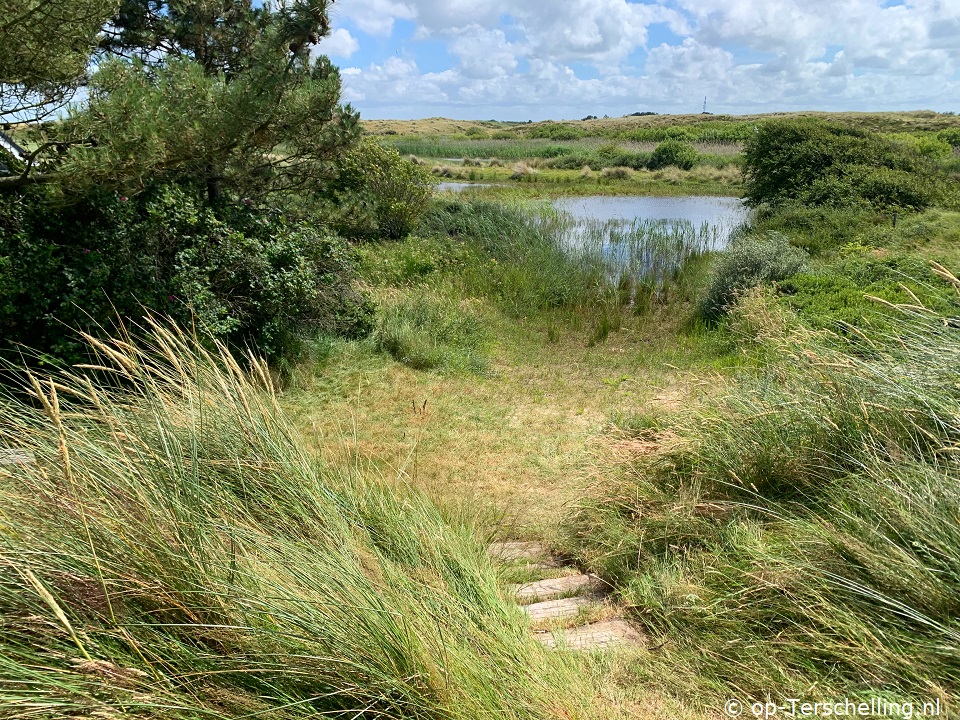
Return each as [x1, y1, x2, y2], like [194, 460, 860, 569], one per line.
[7, 13, 960, 712]
[322, 137, 436, 241]
[0, 184, 373, 365]
[697, 232, 809, 321]
[0, 322, 590, 719]
[565, 291, 960, 704]
[743, 119, 944, 211]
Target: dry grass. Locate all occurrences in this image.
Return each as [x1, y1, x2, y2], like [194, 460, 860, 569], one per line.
[600, 166, 634, 180]
[283, 301, 720, 540]
[364, 111, 960, 138]
[511, 161, 539, 179]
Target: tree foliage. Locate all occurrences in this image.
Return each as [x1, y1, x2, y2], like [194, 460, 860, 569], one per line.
[0, 184, 372, 364]
[743, 120, 940, 211]
[0, 0, 117, 118]
[325, 138, 435, 240]
[4, 0, 360, 203]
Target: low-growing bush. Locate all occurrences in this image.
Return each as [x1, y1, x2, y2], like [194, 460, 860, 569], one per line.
[744, 119, 942, 211]
[698, 232, 809, 321]
[527, 122, 585, 141]
[648, 140, 699, 170]
[0, 185, 372, 365]
[750, 203, 882, 256]
[327, 138, 436, 240]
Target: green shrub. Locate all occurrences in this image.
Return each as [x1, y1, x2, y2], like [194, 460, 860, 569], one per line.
[357, 234, 470, 287]
[648, 140, 699, 170]
[699, 232, 808, 320]
[743, 119, 940, 211]
[0, 185, 372, 365]
[916, 135, 953, 159]
[750, 203, 881, 256]
[330, 138, 436, 240]
[527, 123, 585, 141]
[937, 127, 960, 148]
[375, 293, 490, 372]
[778, 252, 958, 335]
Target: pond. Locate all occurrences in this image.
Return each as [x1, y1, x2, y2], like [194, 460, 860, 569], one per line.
[436, 181, 504, 192]
[553, 195, 750, 249]
[550, 196, 751, 283]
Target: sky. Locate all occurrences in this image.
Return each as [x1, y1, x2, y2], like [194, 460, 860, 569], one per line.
[311, 0, 960, 120]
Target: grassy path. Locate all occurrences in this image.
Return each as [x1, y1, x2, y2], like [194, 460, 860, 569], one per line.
[283, 306, 729, 539]
[281, 302, 731, 718]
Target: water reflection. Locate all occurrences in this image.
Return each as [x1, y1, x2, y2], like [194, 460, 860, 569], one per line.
[553, 195, 750, 249]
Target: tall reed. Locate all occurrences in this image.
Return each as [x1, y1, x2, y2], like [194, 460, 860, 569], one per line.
[564, 290, 960, 705]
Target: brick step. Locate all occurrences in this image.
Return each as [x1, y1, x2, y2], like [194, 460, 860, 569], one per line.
[488, 541, 552, 562]
[511, 573, 605, 604]
[534, 619, 645, 651]
[522, 596, 597, 622]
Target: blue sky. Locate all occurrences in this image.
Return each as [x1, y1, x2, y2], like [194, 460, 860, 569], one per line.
[310, 0, 960, 120]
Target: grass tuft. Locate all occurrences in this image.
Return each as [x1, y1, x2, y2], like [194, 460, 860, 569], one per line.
[0, 320, 589, 719]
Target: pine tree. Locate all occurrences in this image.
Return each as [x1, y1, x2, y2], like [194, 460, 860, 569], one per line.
[0, 0, 117, 119]
[1, 0, 360, 202]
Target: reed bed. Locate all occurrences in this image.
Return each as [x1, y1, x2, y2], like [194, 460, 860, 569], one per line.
[0, 321, 589, 719]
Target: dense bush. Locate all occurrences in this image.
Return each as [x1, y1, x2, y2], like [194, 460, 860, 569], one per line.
[648, 140, 700, 170]
[0, 185, 372, 365]
[327, 138, 436, 240]
[526, 122, 585, 141]
[937, 127, 960, 147]
[743, 120, 941, 210]
[698, 232, 808, 320]
[544, 144, 650, 171]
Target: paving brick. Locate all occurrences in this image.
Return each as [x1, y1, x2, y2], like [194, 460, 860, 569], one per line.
[534, 620, 644, 650]
[512, 574, 604, 603]
[522, 596, 596, 621]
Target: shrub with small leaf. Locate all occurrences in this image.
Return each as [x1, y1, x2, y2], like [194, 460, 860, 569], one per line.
[0, 184, 372, 365]
[648, 140, 700, 170]
[699, 232, 809, 321]
[329, 138, 436, 240]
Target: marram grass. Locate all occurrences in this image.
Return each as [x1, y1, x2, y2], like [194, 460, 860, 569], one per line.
[0, 321, 590, 719]
[564, 289, 960, 706]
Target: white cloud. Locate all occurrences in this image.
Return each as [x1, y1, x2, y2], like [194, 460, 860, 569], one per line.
[328, 0, 960, 117]
[448, 25, 521, 79]
[315, 28, 360, 59]
[335, 0, 417, 36]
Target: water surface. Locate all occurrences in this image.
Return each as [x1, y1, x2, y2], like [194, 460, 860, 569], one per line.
[554, 195, 749, 248]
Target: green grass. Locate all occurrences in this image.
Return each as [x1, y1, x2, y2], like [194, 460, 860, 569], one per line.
[375, 292, 491, 373]
[0, 321, 591, 719]
[562, 287, 960, 707]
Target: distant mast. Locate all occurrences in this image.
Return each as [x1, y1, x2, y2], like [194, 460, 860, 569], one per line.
[703, 96, 707, 114]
